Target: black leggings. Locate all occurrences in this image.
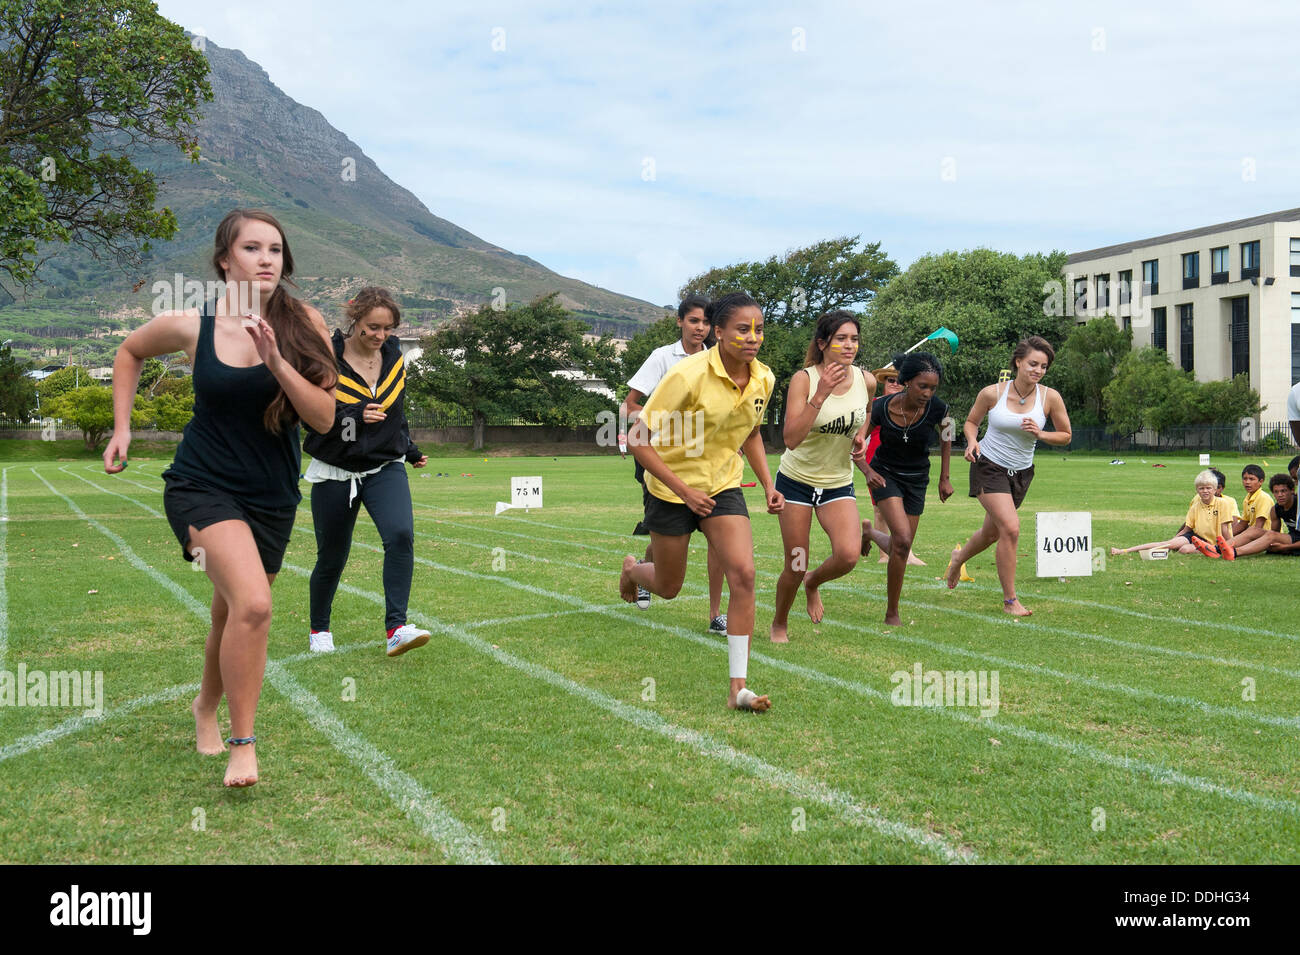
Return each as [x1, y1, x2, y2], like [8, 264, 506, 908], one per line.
[309, 460, 414, 631]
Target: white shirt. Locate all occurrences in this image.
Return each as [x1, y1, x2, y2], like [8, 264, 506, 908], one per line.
[1287, 381, 1300, 424]
[627, 339, 692, 398]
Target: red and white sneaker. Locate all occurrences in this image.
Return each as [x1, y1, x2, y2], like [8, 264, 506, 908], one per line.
[386, 624, 430, 657]
[309, 630, 335, 653]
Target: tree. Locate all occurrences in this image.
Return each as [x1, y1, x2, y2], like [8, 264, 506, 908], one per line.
[409, 294, 616, 449]
[45, 384, 147, 449]
[680, 236, 898, 325]
[1192, 375, 1263, 426]
[148, 391, 193, 432]
[0, 343, 36, 420]
[0, 0, 213, 289]
[1051, 318, 1132, 427]
[679, 236, 898, 444]
[863, 249, 1074, 421]
[34, 363, 90, 402]
[1102, 348, 1191, 439]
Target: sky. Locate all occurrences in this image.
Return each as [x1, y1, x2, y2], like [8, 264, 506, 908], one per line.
[155, 0, 1300, 307]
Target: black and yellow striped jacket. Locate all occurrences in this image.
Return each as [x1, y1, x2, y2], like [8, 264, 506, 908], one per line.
[303, 329, 422, 471]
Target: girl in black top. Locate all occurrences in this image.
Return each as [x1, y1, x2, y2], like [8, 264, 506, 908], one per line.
[302, 287, 429, 657]
[855, 352, 953, 626]
[104, 209, 337, 788]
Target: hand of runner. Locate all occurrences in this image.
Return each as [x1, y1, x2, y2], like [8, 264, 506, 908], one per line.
[814, 361, 846, 400]
[411, 455, 428, 468]
[864, 466, 885, 490]
[938, 477, 955, 502]
[363, 402, 387, 424]
[681, 487, 716, 517]
[766, 488, 785, 514]
[964, 439, 981, 463]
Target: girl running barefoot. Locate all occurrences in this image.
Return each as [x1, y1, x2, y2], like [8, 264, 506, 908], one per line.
[769, 311, 875, 642]
[862, 361, 926, 567]
[855, 352, 953, 626]
[303, 288, 430, 657]
[103, 210, 337, 787]
[619, 295, 727, 632]
[619, 292, 784, 710]
[945, 336, 1072, 616]
[1110, 470, 1236, 559]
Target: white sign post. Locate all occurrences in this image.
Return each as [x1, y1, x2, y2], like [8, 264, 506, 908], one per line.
[1036, 512, 1093, 578]
[495, 476, 543, 516]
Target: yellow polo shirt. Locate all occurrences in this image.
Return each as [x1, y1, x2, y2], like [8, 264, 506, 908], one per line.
[1241, 488, 1274, 526]
[641, 346, 774, 504]
[1185, 495, 1233, 542]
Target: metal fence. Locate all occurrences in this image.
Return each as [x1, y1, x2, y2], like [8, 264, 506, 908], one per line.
[1063, 421, 1292, 454]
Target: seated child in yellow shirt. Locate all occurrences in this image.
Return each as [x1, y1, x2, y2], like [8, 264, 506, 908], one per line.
[1112, 469, 1236, 559]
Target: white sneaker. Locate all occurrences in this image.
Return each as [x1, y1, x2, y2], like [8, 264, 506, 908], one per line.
[386, 624, 430, 657]
[309, 630, 335, 653]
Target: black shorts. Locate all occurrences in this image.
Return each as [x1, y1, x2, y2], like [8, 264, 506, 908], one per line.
[969, 455, 1035, 509]
[632, 461, 651, 535]
[163, 472, 297, 574]
[869, 464, 929, 516]
[642, 487, 748, 536]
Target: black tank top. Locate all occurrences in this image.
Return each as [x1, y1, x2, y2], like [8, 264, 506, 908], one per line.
[165, 309, 301, 508]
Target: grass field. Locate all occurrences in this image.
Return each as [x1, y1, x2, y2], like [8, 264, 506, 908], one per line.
[2, 448, 1298, 864]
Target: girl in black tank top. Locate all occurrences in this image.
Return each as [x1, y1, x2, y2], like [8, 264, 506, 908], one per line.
[103, 209, 337, 789]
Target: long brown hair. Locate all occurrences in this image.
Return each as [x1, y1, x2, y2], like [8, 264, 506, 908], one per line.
[1011, 335, 1056, 373]
[804, 309, 860, 367]
[212, 209, 337, 432]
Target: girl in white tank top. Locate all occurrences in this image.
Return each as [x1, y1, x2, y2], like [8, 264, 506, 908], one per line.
[945, 337, 1074, 618]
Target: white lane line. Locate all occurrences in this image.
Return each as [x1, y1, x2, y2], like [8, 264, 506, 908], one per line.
[78, 472, 1300, 817]
[478, 505, 1300, 644]
[32, 469, 499, 865]
[53, 469, 975, 862]
[417, 512, 1300, 684]
[0, 467, 8, 672]
[368, 529, 1300, 817]
[278, 561, 976, 864]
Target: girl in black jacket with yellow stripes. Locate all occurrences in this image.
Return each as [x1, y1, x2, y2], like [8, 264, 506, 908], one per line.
[303, 287, 430, 657]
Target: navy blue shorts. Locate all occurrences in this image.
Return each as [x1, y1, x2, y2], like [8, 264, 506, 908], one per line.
[775, 471, 855, 508]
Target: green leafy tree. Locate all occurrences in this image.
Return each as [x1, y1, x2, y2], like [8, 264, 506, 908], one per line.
[1192, 375, 1263, 426]
[1051, 318, 1132, 427]
[148, 391, 193, 432]
[1102, 348, 1191, 439]
[863, 249, 1073, 420]
[34, 363, 90, 401]
[45, 384, 146, 449]
[679, 236, 897, 443]
[409, 294, 614, 449]
[0, 0, 213, 289]
[0, 343, 37, 420]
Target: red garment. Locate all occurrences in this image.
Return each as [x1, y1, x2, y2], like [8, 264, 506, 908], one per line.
[864, 425, 882, 464]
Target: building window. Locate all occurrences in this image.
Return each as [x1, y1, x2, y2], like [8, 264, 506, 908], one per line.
[1293, 293, 1300, 384]
[1211, 246, 1229, 284]
[1152, 306, 1167, 351]
[1142, 258, 1159, 295]
[1118, 269, 1132, 306]
[1241, 240, 1260, 280]
[1290, 239, 1300, 278]
[1122, 315, 1131, 333]
[1230, 297, 1249, 378]
[1073, 277, 1088, 314]
[1182, 252, 1199, 290]
[1178, 303, 1194, 372]
[1096, 273, 1110, 309]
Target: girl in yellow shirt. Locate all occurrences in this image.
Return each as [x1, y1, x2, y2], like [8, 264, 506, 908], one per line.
[621, 292, 785, 711]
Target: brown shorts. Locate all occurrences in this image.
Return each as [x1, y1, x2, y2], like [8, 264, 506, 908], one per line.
[968, 455, 1034, 509]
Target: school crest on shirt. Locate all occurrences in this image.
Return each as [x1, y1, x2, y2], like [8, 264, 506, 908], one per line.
[754, 396, 766, 418]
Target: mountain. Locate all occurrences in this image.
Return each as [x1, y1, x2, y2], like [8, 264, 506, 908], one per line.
[3, 37, 665, 360]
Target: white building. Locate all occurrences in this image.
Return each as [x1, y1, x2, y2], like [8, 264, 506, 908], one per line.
[1065, 207, 1300, 420]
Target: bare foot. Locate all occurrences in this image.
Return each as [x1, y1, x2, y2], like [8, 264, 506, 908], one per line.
[223, 744, 258, 788]
[1003, 598, 1032, 617]
[769, 622, 789, 643]
[728, 687, 772, 711]
[906, 552, 927, 566]
[944, 548, 962, 590]
[860, 520, 872, 557]
[804, 572, 824, 623]
[192, 697, 225, 755]
[619, 555, 638, 603]
[884, 612, 902, 626]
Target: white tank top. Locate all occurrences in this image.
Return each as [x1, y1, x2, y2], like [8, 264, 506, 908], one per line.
[978, 382, 1045, 472]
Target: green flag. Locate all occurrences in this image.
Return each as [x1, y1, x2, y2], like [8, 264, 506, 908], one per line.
[925, 327, 959, 354]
